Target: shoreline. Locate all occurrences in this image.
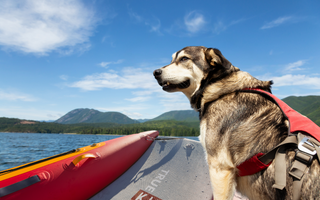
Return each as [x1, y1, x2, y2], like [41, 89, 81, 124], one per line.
[0, 132, 121, 136]
[0, 132, 199, 138]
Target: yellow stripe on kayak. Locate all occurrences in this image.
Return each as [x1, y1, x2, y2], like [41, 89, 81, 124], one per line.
[0, 142, 105, 181]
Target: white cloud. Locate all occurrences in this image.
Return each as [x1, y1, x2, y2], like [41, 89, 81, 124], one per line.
[69, 68, 158, 91]
[0, 0, 97, 54]
[125, 96, 151, 102]
[212, 21, 227, 34]
[145, 18, 161, 34]
[128, 9, 143, 23]
[184, 11, 206, 33]
[259, 74, 320, 89]
[99, 62, 110, 68]
[128, 8, 162, 34]
[284, 60, 307, 72]
[167, 12, 245, 37]
[157, 92, 191, 112]
[0, 107, 62, 120]
[98, 59, 124, 68]
[132, 90, 154, 96]
[97, 91, 191, 119]
[0, 89, 38, 102]
[212, 18, 245, 35]
[96, 104, 149, 119]
[59, 75, 68, 81]
[261, 16, 293, 29]
[69, 65, 192, 117]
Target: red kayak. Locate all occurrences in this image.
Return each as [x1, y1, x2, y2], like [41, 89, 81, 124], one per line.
[0, 131, 159, 200]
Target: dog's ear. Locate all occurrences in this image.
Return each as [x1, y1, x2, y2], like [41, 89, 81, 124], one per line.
[205, 48, 232, 70]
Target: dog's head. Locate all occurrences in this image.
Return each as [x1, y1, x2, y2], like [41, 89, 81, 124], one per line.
[153, 46, 238, 99]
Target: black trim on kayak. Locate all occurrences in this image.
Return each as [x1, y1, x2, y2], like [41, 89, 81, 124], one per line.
[0, 175, 41, 197]
[0, 149, 76, 176]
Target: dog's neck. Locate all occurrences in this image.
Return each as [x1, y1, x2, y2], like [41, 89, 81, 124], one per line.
[190, 71, 272, 118]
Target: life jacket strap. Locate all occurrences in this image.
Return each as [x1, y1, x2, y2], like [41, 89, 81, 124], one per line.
[272, 132, 320, 200]
[239, 132, 318, 200]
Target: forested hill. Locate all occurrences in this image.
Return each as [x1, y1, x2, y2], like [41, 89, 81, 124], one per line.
[151, 110, 199, 121]
[283, 95, 320, 125]
[0, 117, 199, 136]
[55, 108, 139, 124]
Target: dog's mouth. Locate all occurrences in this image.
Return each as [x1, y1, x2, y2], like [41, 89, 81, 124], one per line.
[160, 79, 190, 91]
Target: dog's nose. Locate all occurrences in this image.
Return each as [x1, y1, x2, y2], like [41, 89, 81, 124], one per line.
[153, 69, 162, 77]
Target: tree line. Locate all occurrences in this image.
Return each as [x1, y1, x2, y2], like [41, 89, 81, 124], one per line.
[0, 117, 200, 136]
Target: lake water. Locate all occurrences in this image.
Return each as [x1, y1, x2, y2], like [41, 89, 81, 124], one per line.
[0, 132, 199, 171]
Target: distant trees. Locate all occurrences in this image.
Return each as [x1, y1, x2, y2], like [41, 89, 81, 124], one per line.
[78, 120, 199, 136]
[0, 117, 200, 136]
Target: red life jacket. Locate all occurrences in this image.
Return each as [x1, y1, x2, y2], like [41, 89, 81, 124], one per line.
[237, 88, 320, 176]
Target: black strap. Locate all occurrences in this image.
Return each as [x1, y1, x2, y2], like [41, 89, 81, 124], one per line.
[0, 175, 41, 197]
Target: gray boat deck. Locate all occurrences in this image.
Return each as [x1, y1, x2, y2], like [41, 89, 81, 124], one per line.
[90, 137, 247, 200]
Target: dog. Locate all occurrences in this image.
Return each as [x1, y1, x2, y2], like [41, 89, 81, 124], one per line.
[153, 46, 320, 200]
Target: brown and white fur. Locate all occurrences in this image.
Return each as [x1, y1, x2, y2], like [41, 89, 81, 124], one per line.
[153, 46, 320, 200]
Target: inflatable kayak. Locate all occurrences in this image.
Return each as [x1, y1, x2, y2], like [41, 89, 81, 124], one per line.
[0, 130, 247, 200]
[0, 131, 159, 200]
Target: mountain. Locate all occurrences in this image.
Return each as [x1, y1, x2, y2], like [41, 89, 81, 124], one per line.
[151, 110, 199, 121]
[55, 108, 139, 124]
[283, 96, 320, 125]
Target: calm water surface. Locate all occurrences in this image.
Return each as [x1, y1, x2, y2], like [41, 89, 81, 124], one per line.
[0, 132, 198, 171]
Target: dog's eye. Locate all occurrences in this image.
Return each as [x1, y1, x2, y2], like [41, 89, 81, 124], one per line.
[180, 57, 189, 62]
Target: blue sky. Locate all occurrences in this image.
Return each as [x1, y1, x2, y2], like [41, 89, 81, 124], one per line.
[0, 0, 319, 121]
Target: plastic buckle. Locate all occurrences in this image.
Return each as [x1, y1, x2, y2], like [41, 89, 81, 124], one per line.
[295, 150, 313, 165]
[298, 137, 317, 156]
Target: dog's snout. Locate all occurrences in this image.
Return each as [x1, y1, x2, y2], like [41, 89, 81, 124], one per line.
[153, 69, 162, 77]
